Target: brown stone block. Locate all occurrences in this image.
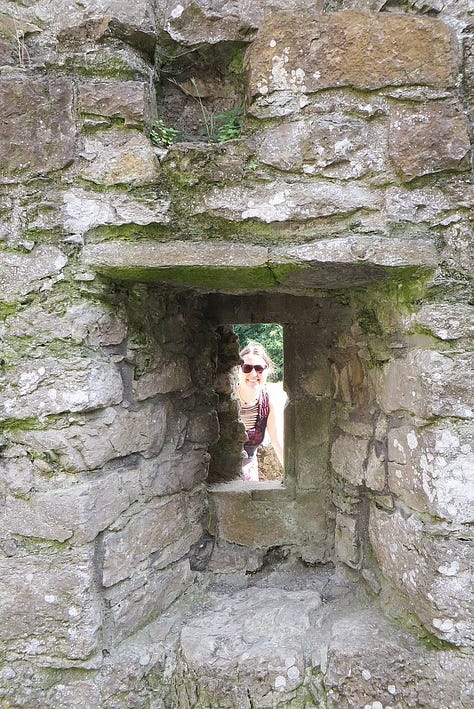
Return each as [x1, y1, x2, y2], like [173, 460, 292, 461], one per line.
[0, 77, 75, 180]
[246, 11, 458, 98]
[208, 484, 327, 550]
[78, 80, 150, 127]
[389, 102, 471, 181]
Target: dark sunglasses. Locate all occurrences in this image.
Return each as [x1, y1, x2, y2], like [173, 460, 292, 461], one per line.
[241, 363, 267, 374]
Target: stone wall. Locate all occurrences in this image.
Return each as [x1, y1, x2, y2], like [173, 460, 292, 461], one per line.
[0, 0, 473, 705]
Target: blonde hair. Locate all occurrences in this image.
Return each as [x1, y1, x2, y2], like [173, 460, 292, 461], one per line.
[239, 341, 275, 375]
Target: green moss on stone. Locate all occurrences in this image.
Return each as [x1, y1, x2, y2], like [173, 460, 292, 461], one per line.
[98, 264, 280, 290]
[227, 47, 245, 75]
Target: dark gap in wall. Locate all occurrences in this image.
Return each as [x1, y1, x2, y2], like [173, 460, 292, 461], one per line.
[155, 39, 247, 143]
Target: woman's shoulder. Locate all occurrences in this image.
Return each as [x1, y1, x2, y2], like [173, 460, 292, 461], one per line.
[266, 382, 288, 409]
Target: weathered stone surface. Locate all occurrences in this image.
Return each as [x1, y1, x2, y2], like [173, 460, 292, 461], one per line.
[78, 80, 151, 126]
[375, 349, 474, 420]
[0, 11, 40, 65]
[158, 0, 324, 44]
[0, 77, 75, 180]
[207, 539, 265, 573]
[402, 302, 474, 341]
[9, 0, 156, 47]
[11, 400, 169, 472]
[442, 220, 474, 274]
[79, 128, 160, 186]
[369, 506, 473, 646]
[141, 448, 210, 496]
[384, 182, 474, 225]
[389, 101, 471, 181]
[209, 484, 327, 554]
[334, 512, 361, 568]
[0, 300, 127, 348]
[0, 246, 67, 304]
[0, 469, 140, 544]
[199, 180, 380, 222]
[104, 559, 195, 643]
[324, 608, 474, 709]
[101, 491, 202, 586]
[186, 409, 219, 445]
[83, 239, 270, 268]
[331, 434, 369, 486]
[0, 356, 123, 421]
[279, 235, 438, 268]
[162, 140, 255, 187]
[60, 187, 170, 237]
[365, 444, 386, 492]
[133, 356, 192, 399]
[0, 548, 102, 661]
[0, 454, 36, 496]
[387, 421, 474, 523]
[246, 11, 459, 99]
[256, 114, 389, 180]
[173, 586, 323, 707]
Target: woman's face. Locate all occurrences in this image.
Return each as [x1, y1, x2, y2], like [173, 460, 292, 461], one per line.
[239, 353, 269, 394]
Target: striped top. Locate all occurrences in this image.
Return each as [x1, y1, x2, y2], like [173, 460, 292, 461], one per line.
[240, 401, 259, 431]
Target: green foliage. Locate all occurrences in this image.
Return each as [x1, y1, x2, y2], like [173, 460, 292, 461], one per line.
[167, 76, 243, 144]
[234, 323, 284, 382]
[150, 118, 179, 147]
[215, 107, 243, 143]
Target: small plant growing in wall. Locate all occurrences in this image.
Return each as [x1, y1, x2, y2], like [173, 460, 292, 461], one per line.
[215, 106, 243, 143]
[153, 76, 243, 146]
[150, 118, 179, 147]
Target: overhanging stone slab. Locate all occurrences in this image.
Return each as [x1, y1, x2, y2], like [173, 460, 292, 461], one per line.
[82, 236, 437, 292]
[278, 236, 439, 268]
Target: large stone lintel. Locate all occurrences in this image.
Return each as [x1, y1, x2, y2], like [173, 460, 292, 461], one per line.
[81, 236, 437, 292]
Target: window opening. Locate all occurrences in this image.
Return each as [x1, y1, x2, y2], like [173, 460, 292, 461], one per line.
[234, 323, 286, 484]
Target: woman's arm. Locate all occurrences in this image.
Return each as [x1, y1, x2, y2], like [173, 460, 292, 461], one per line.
[266, 387, 286, 467]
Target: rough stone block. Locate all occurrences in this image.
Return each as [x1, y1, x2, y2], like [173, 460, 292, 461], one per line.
[104, 559, 195, 644]
[0, 77, 75, 180]
[78, 80, 150, 126]
[79, 128, 160, 186]
[133, 356, 192, 399]
[101, 492, 200, 586]
[280, 235, 438, 269]
[0, 469, 141, 544]
[186, 410, 220, 445]
[334, 512, 361, 568]
[198, 180, 380, 223]
[256, 114, 389, 180]
[387, 421, 473, 523]
[0, 246, 67, 305]
[369, 506, 473, 647]
[0, 356, 123, 421]
[246, 11, 458, 99]
[208, 484, 327, 553]
[402, 302, 474, 341]
[324, 608, 474, 708]
[173, 586, 322, 708]
[365, 445, 386, 492]
[375, 349, 474, 420]
[141, 448, 210, 496]
[0, 548, 102, 661]
[12, 400, 169, 472]
[60, 187, 170, 238]
[0, 300, 126, 348]
[330, 434, 369, 486]
[389, 101, 471, 181]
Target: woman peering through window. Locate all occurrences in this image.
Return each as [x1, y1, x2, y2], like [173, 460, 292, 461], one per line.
[236, 341, 286, 482]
